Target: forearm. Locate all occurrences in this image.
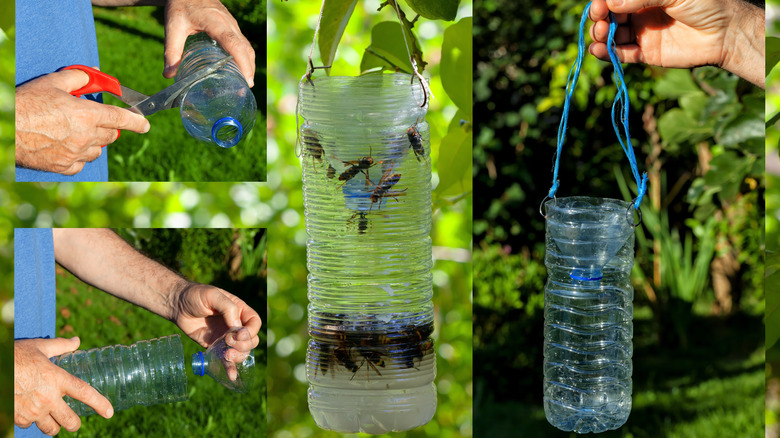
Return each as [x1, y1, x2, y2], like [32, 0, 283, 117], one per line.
[720, 0, 765, 88]
[52, 228, 188, 321]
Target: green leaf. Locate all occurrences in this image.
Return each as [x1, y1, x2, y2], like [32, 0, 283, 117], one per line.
[318, 0, 358, 72]
[653, 69, 700, 99]
[657, 108, 711, 144]
[360, 22, 414, 74]
[767, 37, 780, 77]
[435, 110, 472, 197]
[404, 0, 460, 21]
[441, 17, 472, 111]
[716, 114, 764, 147]
[767, 250, 780, 349]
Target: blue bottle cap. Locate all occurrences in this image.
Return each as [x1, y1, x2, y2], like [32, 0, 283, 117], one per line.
[211, 117, 243, 148]
[191, 351, 205, 377]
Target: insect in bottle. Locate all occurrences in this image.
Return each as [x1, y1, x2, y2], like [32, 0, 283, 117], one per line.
[407, 120, 425, 162]
[348, 211, 370, 235]
[351, 348, 385, 382]
[302, 128, 324, 167]
[369, 169, 406, 212]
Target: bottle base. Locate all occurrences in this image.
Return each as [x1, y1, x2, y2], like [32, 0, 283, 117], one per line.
[308, 383, 436, 434]
[544, 398, 630, 434]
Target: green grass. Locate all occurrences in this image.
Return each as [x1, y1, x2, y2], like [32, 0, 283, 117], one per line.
[93, 6, 266, 181]
[54, 234, 267, 437]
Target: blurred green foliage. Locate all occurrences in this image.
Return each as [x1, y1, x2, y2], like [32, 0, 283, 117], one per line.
[267, 1, 473, 436]
[93, 3, 267, 181]
[50, 228, 267, 437]
[474, 0, 763, 435]
[0, 23, 13, 437]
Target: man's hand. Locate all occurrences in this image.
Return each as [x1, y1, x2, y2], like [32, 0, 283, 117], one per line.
[588, 0, 764, 88]
[15, 70, 151, 175]
[15, 337, 114, 436]
[163, 0, 255, 87]
[172, 283, 261, 358]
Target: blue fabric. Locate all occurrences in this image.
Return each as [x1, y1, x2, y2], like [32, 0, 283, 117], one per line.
[14, 228, 56, 438]
[15, 0, 108, 182]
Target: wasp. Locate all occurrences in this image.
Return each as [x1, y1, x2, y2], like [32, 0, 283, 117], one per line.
[369, 169, 406, 212]
[326, 163, 337, 179]
[407, 120, 425, 162]
[301, 129, 324, 167]
[351, 348, 385, 382]
[348, 211, 370, 235]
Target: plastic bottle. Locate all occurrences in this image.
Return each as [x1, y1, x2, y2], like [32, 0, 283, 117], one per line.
[174, 32, 256, 148]
[543, 196, 634, 433]
[50, 334, 188, 416]
[298, 73, 436, 434]
[191, 327, 255, 393]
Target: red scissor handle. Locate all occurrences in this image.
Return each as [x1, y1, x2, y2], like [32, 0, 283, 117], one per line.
[61, 65, 122, 146]
[62, 65, 122, 98]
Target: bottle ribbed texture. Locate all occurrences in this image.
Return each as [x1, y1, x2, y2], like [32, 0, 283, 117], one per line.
[543, 197, 634, 433]
[51, 334, 188, 416]
[175, 32, 256, 148]
[299, 73, 436, 434]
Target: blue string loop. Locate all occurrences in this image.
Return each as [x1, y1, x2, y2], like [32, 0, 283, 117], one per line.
[547, 2, 647, 211]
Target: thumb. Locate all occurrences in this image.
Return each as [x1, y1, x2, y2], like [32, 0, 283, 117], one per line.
[606, 0, 676, 13]
[163, 22, 188, 78]
[203, 289, 242, 329]
[47, 69, 90, 94]
[38, 336, 81, 358]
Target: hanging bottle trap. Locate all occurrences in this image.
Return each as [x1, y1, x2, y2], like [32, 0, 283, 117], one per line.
[540, 2, 648, 434]
[296, 3, 436, 434]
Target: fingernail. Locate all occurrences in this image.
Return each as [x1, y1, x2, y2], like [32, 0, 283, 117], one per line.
[248, 78, 254, 88]
[233, 320, 242, 328]
[609, 0, 624, 7]
[143, 120, 150, 133]
[163, 64, 174, 76]
[106, 407, 114, 418]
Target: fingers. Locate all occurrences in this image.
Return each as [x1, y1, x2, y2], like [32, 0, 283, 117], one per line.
[590, 20, 634, 44]
[163, 23, 189, 78]
[204, 289, 242, 331]
[37, 337, 81, 358]
[46, 69, 91, 94]
[50, 399, 82, 433]
[93, 104, 150, 134]
[62, 374, 114, 419]
[223, 360, 239, 382]
[589, 0, 610, 21]
[35, 414, 60, 436]
[589, 41, 644, 63]
[209, 29, 255, 87]
[226, 326, 257, 353]
[606, 0, 677, 14]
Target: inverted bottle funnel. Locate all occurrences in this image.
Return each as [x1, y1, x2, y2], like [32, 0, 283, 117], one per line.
[191, 327, 255, 393]
[545, 197, 634, 281]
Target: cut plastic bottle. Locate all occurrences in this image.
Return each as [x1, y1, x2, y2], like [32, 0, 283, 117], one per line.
[191, 327, 255, 393]
[543, 197, 634, 433]
[299, 73, 436, 434]
[174, 32, 256, 148]
[50, 334, 188, 416]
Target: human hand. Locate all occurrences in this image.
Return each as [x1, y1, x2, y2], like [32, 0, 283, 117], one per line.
[172, 283, 261, 361]
[162, 0, 255, 87]
[15, 69, 151, 175]
[15, 337, 114, 436]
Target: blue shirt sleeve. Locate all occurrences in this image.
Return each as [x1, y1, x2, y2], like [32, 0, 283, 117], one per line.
[15, 0, 108, 182]
[14, 228, 56, 438]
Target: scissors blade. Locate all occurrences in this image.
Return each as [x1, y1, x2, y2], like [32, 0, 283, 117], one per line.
[118, 85, 150, 107]
[128, 55, 234, 116]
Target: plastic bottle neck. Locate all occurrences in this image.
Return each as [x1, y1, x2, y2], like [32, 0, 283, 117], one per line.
[192, 351, 206, 377]
[211, 117, 243, 148]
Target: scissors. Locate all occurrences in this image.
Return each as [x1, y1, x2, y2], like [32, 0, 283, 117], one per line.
[62, 55, 233, 117]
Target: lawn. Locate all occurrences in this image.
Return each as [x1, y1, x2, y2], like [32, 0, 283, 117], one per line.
[54, 229, 267, 437]
[93, 5, 267, 182]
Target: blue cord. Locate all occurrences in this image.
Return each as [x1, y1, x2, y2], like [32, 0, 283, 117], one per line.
[548, 1, 647, 210]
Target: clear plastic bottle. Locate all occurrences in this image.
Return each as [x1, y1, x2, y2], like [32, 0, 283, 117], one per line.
[543, 197, 634, 433]
[174, 32, 256, 148]
[50, 334, 188, 416]
[191, 327, 255, 393]
[298, 73, 436, 434]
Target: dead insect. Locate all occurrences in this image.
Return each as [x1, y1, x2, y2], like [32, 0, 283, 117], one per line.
[407, 121, 424, 162]
[348, 211, 370, 235]
[326, 163, 337, 179]
[302, 129, 324, 166]
[351, 348, 385, 382]
[369, 169, 406, 212]
[338, 156, 375, 185]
